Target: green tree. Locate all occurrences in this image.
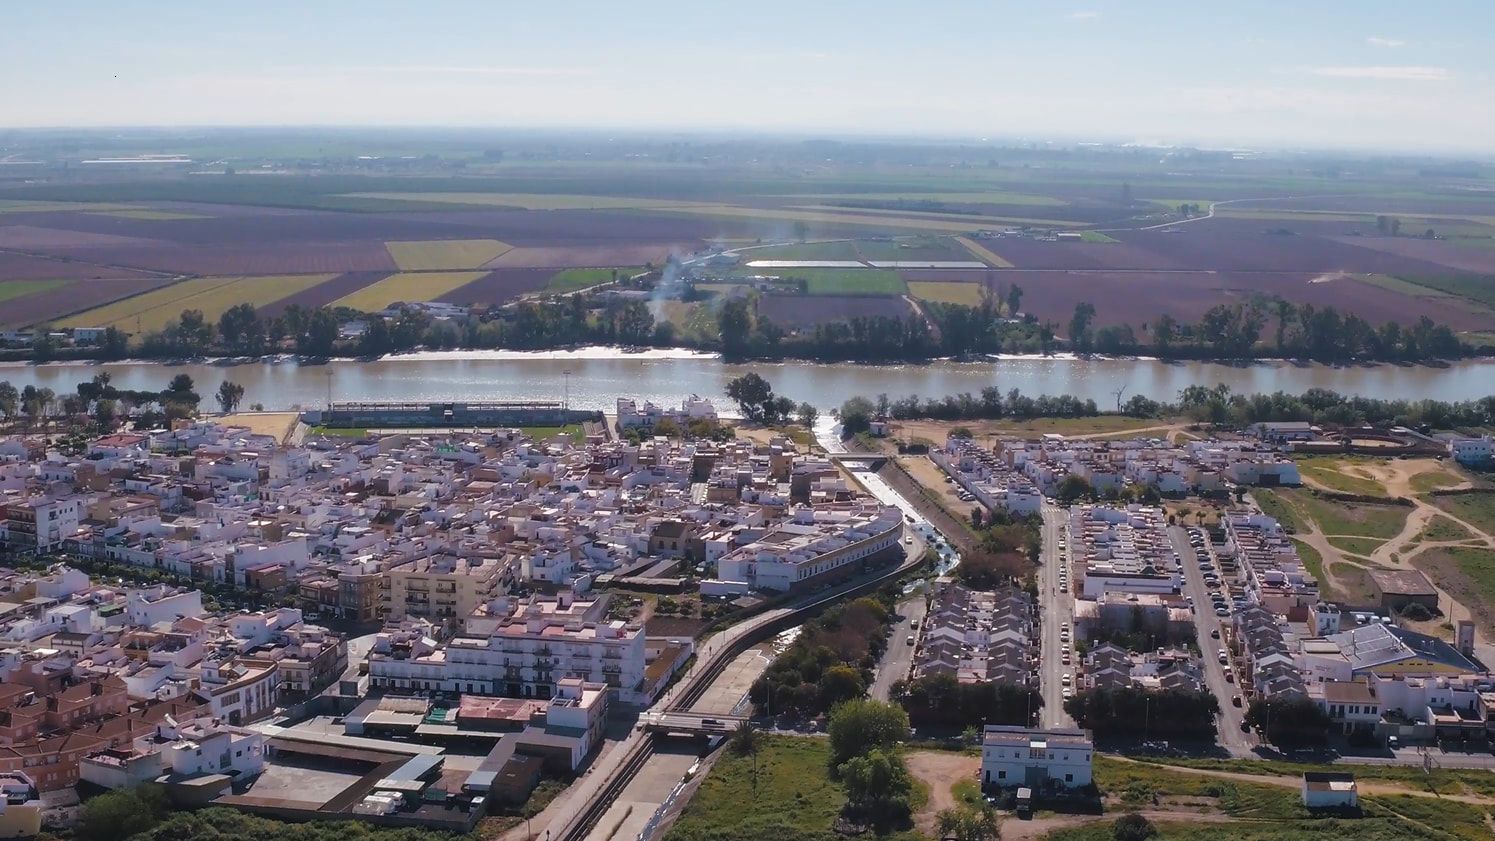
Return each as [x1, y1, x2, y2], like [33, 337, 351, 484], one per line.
[839, 748, 912, 819]
[817, 664, 866, 708]
[215, 380, 246, 414]
[218, 303, 262, 353]
[1069, 302, 1096, 353]
[1056, 474, 1092, 503]
[0, 381, 17, 419]
[299, 307, 339, 356]
[728, 720, 760, 756]
[78, 786, 168, 841]
[725, 372, 775, 423]
[937, 804, 1001, 841]
[99, 326, 130, 359]
[1113, 813, 1157, 841]
[32, 329, 55, 362]
[718, 298, 752, 356]
[828, 698, 909, 767]
[839, 395, 876, 435]
[1005, 283, 1024, 317]
[795, 401, 819, 428]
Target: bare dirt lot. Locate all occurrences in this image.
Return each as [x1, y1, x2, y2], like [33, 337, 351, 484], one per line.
[905, 750, 979, 837]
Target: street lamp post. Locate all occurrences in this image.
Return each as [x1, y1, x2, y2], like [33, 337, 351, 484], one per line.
[562, 370, 572, 410]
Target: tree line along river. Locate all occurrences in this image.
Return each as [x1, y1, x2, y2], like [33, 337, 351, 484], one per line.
[0, 349, 1491, 413]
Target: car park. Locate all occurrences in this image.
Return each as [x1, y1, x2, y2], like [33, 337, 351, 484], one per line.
[1215, 607, 1229, 617]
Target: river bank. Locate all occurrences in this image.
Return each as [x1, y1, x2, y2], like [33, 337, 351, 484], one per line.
[2, 347, 1490, 413]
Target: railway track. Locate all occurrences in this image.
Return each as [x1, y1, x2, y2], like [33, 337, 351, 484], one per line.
[549, 548, 927, 841]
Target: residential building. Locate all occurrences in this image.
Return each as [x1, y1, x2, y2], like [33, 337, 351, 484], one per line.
[980, 726, 1093, 790]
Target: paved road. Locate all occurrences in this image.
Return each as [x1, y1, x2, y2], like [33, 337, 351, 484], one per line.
[1039, 503, 1075, 729]
[871, 593, 929, 702]
[1166, 525, 1252, 755]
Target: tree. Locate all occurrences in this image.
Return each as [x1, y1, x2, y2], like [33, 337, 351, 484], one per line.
[937, 804, 1001, 841]
[299, 307, 340, 356]
[1245, 695, 1331, 747]
[818, 664, 866, 708]
[796, 401, 819, 428]
[725, 372, 775, 423]
[167, 373, 195, 395]
[78, 786, 168, 841]
[1069, 302, 1097, 353]
[1113, 813, 1156, 841]
[215, 380, 246, 414]
[828, 699, 909, 767]
[99, 326, 130, 359]
[718, 298, 752, 356]
[1005, 283, 1024, 317]
[95, 398, 117, 430]
[839, 396, 876, 435]
[728, 720, 760, 756]
[839, 749, 912, 821]
[32, 329, 55, 362]
[1056, 474, 1093, 503]
[218, 303, 262, 353]
[0, 381, 16, 419]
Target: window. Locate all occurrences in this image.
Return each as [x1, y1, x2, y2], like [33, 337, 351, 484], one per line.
[1065, 774, 1073, 783]
[997, 770, 1006, 780]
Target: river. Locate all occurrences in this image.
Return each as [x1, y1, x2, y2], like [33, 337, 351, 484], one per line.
[0, 348, 1489, 412]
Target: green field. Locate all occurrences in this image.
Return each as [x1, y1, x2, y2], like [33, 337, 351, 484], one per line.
[1409, 468, 1465, 493]
[1290, 538, 1326, 585]
[346, 192, 715, 211]
[1295, 457, 1389, 496]
[1094, 757, 1307, 821]
[1430, 494, 1495, 536]
[0, 200, 142, 213]
[1079, 231, 1120, 243]
[1414, 546, 1495, 633]
[86, 209, 207, 220]
[1420, 515, 1473, 542]
[785, 268, 908, 296]
[907, 280, 985, 306]
[665, 736, 919, 841]
[514, 424, 586, 442]
[545, 267, 642, 293]
[740, 241, 863, 262]
[1392, 274, 1495, 309]
[384, 239, 512, 271]
[0, 279, 65, 303]
[58, 274, 339, 331]
[332, 271, 486, 312]
[852, 236, 974, 262]
[1326, 536, 1384, 556]
[773, 190, 1069, 206]
[1270, 489, 1410, 540]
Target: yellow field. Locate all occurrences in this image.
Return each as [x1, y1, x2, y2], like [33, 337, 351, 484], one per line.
[86, 209, 207, 221]
[954, 236, 1014, 267]
[58, 274, 339, 331]
[0, 200, 142, 214]
[654, 204, 1011, 234]
[332, 271, 486, 312]
[384, 239, 514, 271]
[346, 193, 716, 211]
[773, 191, 1068, 207]
[789, 205, 1084, 228]
[908, 281, 987, 306]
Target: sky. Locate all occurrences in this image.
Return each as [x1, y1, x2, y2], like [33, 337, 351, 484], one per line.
[3, 1, 1493, 154]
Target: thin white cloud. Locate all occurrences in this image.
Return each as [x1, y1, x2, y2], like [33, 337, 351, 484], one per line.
[1312, 65, 1449, 81]
[313, 65, 595, 78]
[1066, 11, 1101, 20]
[1366, 36, 1405, 48]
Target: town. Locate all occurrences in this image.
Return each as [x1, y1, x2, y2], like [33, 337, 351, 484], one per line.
[0, 392, 1492, 841]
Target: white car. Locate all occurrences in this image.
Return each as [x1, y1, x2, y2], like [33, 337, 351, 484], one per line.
[1062, 687, 1074, 699]
[1061, 673, 1072, 686]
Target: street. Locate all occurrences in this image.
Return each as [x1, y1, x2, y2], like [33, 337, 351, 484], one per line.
[1038, 503, 1075, 729]
[871, 592, 929, 702]
[1165, 525, 1252, 755]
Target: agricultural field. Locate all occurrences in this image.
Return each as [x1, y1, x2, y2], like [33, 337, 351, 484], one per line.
[784, 267, 907, 296]
[544, 267, 640, 293]
[384, 239, 512, 271]
[0, 279, 66, 303]
[3, 150, 1495, 335]
[907, 280, 985, 306]
[756, 294, 913, 328]
[58, 274, 339, 331]
[332, 271, 488, 312]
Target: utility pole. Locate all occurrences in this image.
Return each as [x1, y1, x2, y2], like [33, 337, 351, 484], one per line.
[563, 369, 572, 410]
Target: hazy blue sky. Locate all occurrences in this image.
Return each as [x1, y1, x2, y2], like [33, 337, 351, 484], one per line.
[4, 1, 1492, 153]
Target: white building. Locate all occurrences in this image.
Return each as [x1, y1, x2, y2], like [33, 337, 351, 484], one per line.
[160, 718, 265, 779]
[1301, 773, 1358, 809]
[980, 726, 1093, 790]
[126, 587, 205, 627]
[713, 504, 903, 592]
[1449, 436, 1492, 466]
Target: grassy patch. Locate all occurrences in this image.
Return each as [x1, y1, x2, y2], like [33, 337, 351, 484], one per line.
[1289, 491, 1410, 540]
[384, 239, 512, 271]
[1413, 546, 1495, 633]
[0, 200, 143, 213]
[1430, 494, 1495, 536]
[332, 271, 487, 312]
[907, 280, 986, 306]
[786, 268, 907, 296]
[514, 424, 586, 443]
[740, 241, 863, 262]
[85, 209, 207, 220]
[1291, 538, 1326, 585]
[1390, 274, 1495, 310]
[853, 236, 973, 262]
[1326, 536, 1385, 556]
[1253, 490, 1304, 533]
[954, 236, 1014, 268]
[58, 274, 339, 331]
[660, 300, 720, 343]
[1134, 756, 1495, 798]
[1421, 516, 1473, 542]
[1094, 757, 1307, 821]
[0, 279, 66, 303]
[1295, 457, 1389, 496]
[545, 267, 642, 293]
[1045, 820, 1437, 841]
[309, 426, 368, 438]
[666, 735, 918, 841]
[1327, 562, 1381, 604]
[1409, 468, 1464, 494]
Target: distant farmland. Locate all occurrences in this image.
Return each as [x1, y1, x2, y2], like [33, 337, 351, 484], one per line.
[785, 268, 907, 296]
[332, 271, 487, 312]
[58, 274, 338, 331]
[907, 280, 985, 306]
[385, 239, 512, 271]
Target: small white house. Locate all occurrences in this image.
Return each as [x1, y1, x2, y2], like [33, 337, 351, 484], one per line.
[981, 726, 1093, 790]
[1301, 772, 1358, 809]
